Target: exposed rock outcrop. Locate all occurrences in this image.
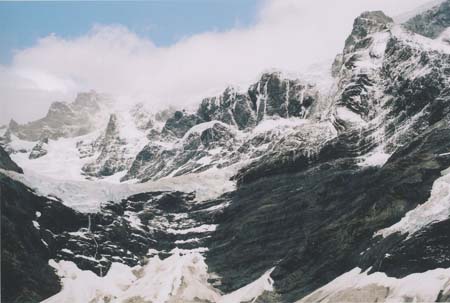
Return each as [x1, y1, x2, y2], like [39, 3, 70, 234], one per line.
[404, 0, 450, 38]
[29, 138, 49, 159]
[0, 146, 23, 173]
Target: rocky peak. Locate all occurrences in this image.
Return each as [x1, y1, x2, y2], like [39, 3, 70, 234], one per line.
[104, 114, 119, 139]
[198, 72, 318, 131]
[8, 119, 19, 131]
[130, 103, 154, 130]
[248, 72, 317, 122]
[81, 113, 132, 177]
[404, 0, 450, 38]
[343, 11, 393, 54]
[29, 137, 49, 160]
[72, 90, 103, 111]
[162, 110, 204, 138]
[5, 91, 106, 142]
[46, 102, 74, 119]
[198, 86, 256, 130]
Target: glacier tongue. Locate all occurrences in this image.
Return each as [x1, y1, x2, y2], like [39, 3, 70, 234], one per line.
[0, 165, 237, 213]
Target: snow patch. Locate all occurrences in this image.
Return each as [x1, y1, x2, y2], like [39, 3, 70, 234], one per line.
[358, 148, 391, 167]
[297, 267, 450, 303]
[167, 224, 217, 235]
[375, 167, 450, 238]
[252, 117, 308, 134]
[335, 107, 365, 124]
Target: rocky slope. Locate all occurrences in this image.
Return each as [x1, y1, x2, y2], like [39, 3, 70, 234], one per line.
[1, 2, 450, 303]
[404, 0, 450, 38]
[0, 146, 23, 173]
[121, 72, 323, 182]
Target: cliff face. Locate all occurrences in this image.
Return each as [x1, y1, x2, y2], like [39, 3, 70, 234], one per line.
[0, 146, 23, 173]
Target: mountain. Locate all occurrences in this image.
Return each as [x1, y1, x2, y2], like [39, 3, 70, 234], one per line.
[1, 2, 450, 303]
[5, 91, 111, 142]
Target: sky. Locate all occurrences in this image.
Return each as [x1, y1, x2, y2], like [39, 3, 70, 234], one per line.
[0, 0, 442, 124]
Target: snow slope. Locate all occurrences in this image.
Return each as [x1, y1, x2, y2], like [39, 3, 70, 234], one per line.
[42, 249, 274, 303]
[297, 267, 450, 303]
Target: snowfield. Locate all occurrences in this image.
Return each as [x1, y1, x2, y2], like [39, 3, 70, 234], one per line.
[42, 249, 275, 303]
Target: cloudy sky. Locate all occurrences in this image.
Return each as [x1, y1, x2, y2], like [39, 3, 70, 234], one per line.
[0, 0, 441, 124]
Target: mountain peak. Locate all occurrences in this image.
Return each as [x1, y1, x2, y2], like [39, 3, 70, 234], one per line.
[344, 11, 393, 53]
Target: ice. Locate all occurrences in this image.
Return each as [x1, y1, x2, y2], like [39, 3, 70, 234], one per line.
[42, 249, 275, 303]
[375, 166, 450, 239]
[296, 267, 450, 303]
[1, 164, 236, 213]
[10, 132, 100, 182]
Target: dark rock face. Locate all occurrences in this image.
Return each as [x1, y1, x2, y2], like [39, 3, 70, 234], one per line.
[198, 87, 257, 130]
[197, 73, 318, 130]
[1, 169, 227, 302]
[343, 11, 393, 53]
[29, 138, 49, 159]
[206, 122, 450, 302]
[404, 0, 450, 38]
[6, 91, 106, 142]
[249, 72, 317, 122]
[0, 146, 23, 173]
[125, 72, 320, 182]
[0, 174, 84, 303]
[162, 111, 204, 138]
[205, 9, 450, 302]
[50, 191, 225, 276]
[123, 121, 239, 182]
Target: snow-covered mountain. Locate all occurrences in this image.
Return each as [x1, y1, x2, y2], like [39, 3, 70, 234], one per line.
[1, 2, 450, 303]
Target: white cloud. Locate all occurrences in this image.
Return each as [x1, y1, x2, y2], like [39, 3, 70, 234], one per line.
[0, 0, 440, 124]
